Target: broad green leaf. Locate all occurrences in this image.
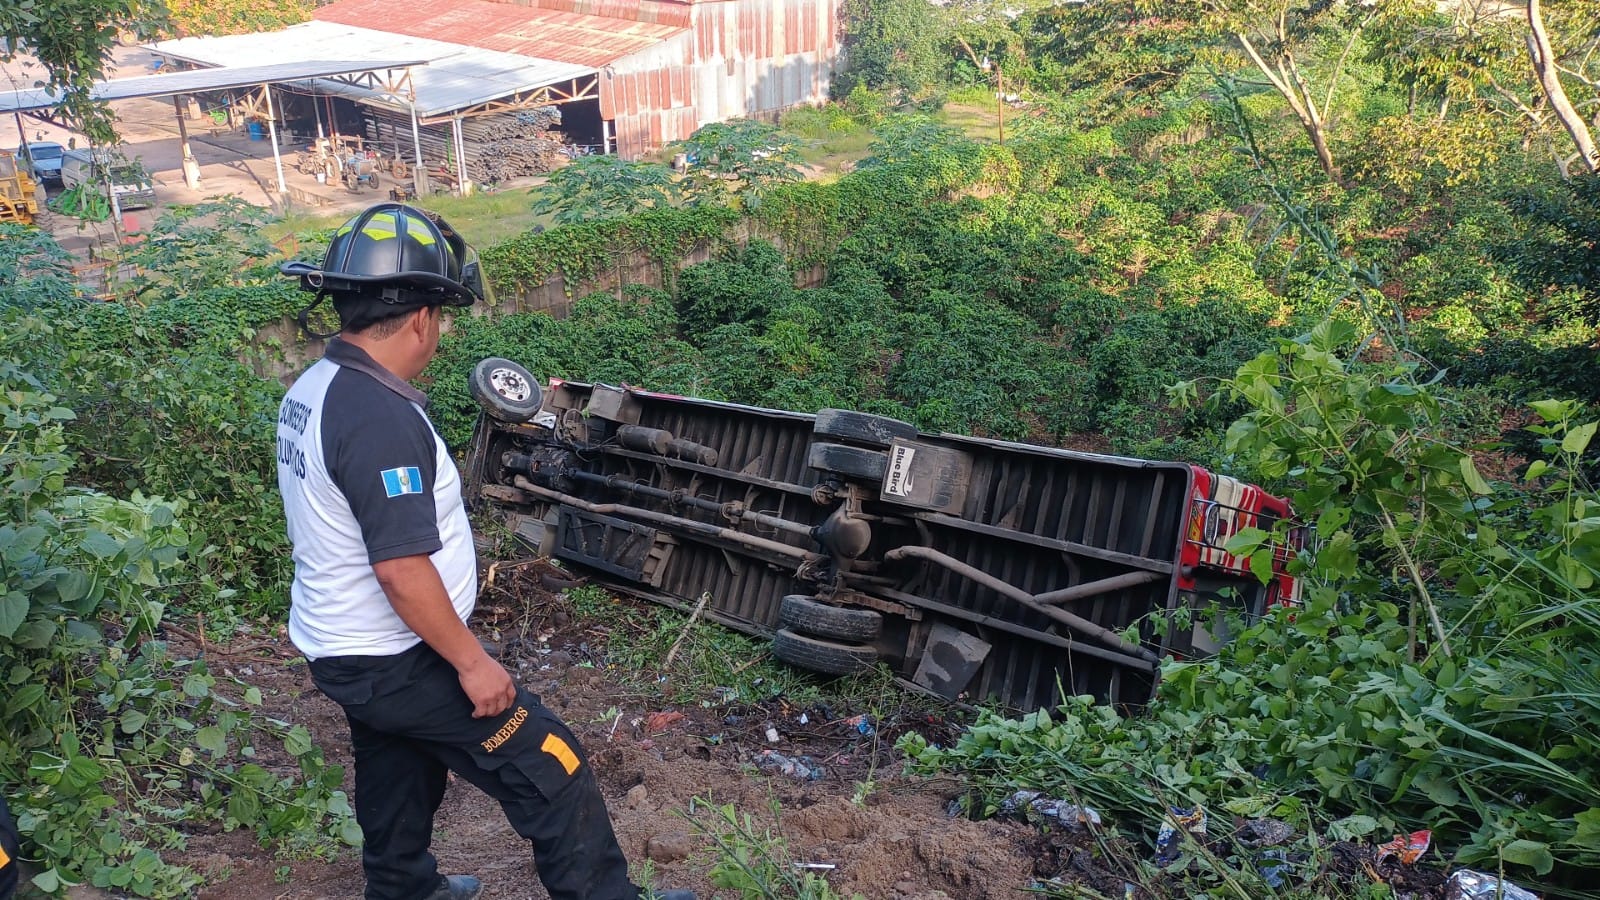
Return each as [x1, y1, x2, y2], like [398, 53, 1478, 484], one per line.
[80, 530, 122, 559]
[1561, 421, 1597, 455]
[63, 754, 104, 791]
[1458, 456, 1490, 495]
[53, 570, 90, 606]
[1525, 459, 1549, 480]
[7, 683, 46, 715]
[339, 817, 365, 846]
[1574, 809, 1600, 847]
[1328, 815, 1379, 840]
[1501, 839, 1554, 875]
[284, 725, 314, 756]
[0, 591, 28, 638]
[1249, 547, 1274, 585]
[1529, 399, 1572, 423]
[1224, 527, 1268, 555]
[196, 725, 227, 755]
[119, 709, 149, 734]
[12, 618, 54, 650]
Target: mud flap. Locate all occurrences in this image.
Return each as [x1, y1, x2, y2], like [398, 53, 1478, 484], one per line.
[554, 508, 657, 581]
[912, 622, 991, 700]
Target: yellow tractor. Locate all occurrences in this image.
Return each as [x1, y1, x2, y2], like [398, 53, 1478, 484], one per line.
[0, 150, 46, 225]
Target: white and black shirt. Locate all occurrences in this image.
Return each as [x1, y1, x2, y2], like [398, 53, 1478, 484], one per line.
[276, 339, 476, 660]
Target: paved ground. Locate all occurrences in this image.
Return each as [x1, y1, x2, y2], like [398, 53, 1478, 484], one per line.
[4, 44, 393, 261]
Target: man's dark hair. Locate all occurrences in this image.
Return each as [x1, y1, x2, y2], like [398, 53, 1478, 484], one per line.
[335, 295, 436, 336]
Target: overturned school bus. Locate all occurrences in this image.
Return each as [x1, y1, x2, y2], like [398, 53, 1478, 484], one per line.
[465, 358, 1304, 711]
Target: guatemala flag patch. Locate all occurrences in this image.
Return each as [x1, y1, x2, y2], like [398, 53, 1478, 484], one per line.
[381, 466, 424, 498]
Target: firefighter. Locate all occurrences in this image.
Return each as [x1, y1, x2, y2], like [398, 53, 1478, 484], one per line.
[276, 204, 694, 900]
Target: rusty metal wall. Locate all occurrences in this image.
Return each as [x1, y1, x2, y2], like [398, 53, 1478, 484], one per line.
[602, 0, 841, 158]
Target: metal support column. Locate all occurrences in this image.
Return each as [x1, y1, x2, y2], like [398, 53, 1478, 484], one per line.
[409, 97, 428, 195]
[262, 84, 287, 198]
[172, 95, 201, 189]
[452, 115, 469, 196]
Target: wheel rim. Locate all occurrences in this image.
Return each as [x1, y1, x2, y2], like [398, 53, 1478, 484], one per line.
[489, 367, 532, 402]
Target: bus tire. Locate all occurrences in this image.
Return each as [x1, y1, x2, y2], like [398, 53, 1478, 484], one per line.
[813, 409, 916, 448]
[772, 628, 878, 676]
[779, 594, 883, 642]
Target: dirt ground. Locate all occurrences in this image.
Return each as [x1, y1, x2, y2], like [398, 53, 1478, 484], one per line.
[159, 567, 1040, 900]
[140, 559, 1469, 900]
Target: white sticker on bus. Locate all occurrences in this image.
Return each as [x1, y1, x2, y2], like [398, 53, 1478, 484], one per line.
[885, 444, 916, 497]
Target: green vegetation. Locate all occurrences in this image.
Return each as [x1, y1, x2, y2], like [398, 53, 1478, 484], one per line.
[559, 585, 900, 711]
[685, 798, 865, 900]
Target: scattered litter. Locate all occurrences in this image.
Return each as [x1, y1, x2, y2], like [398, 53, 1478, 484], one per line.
[1154, 805, 1208, 866]
[944, 798, 965, 818]
[1444, 869, 1540, 900]
[1375, 830, 1431, 865]
[1256, 848, 1289, 888]
[842, 714, 875, 736]
[792, 862, 836, 871]
[997, 791, 1102, 830]
[753, 749, 824, 781]
[764, 724, 781, 743]
[798, 712, 809, 725]
[644, 711, 685, 734]
[1237, 817, 1295, 848]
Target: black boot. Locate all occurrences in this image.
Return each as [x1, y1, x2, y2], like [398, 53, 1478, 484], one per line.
[423, 875, 483, 900]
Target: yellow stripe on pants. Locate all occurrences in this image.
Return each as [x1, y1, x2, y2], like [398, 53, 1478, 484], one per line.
[541, 733, 580, 775]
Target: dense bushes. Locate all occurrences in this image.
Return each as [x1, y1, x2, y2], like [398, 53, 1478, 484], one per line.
[905, 327, 1600, 892]
[0, 346, 352, 896]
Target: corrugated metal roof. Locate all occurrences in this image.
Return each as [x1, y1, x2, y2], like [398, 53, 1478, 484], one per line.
[315, 0, 687, 68]
[149, 21, 596, 118]
[0, 59, 426, 113]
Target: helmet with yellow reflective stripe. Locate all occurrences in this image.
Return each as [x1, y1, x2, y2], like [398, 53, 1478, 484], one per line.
[281, 202, 484, 307]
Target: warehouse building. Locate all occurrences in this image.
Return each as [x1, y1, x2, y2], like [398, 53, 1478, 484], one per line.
[149, 0, 842, 190]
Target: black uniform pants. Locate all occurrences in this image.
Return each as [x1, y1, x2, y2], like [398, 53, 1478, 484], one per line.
[1, 792, 19, 900]
[309, 642, 639, 900]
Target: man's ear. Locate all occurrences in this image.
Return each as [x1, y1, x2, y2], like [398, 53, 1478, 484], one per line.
[408, 305, 433, 338]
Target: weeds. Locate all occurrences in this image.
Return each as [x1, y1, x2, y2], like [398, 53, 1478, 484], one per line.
[560, 585, 898, 709]
[683, 797, 863, 900]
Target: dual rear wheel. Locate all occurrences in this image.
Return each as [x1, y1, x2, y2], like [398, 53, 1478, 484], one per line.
[777, 409, 918, 675]
[770, 594, 882, 676]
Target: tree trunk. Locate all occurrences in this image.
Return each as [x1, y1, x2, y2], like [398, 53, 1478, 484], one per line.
[1527, 0, 1600, 174]
[1235, 32, 1340, 180]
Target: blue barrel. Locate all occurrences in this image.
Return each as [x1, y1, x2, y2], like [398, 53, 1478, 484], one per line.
[247, 120, 265, 141]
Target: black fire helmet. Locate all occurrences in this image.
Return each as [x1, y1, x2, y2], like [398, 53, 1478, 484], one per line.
[281, 202, 485, 337]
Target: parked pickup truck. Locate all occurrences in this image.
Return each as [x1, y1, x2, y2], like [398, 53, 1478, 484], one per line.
[60, 148, 156, 211]
[465, 358, 1303, 711]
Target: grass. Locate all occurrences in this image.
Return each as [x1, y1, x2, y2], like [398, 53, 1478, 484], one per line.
[778, 106, 877, 175]
[561, 584, 904, 709]
[264, 187, 554, 252]
[937, 99, 1006, 144]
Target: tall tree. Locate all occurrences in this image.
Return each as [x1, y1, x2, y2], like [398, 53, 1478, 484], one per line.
[835, 0, 948, 99]
[1172, 0, 1408, 179]
[1527, 0, 1599, 174]
[1, 0, 166, 142]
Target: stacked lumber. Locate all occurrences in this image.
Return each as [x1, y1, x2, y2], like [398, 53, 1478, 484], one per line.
[362, 107, 566, 184]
